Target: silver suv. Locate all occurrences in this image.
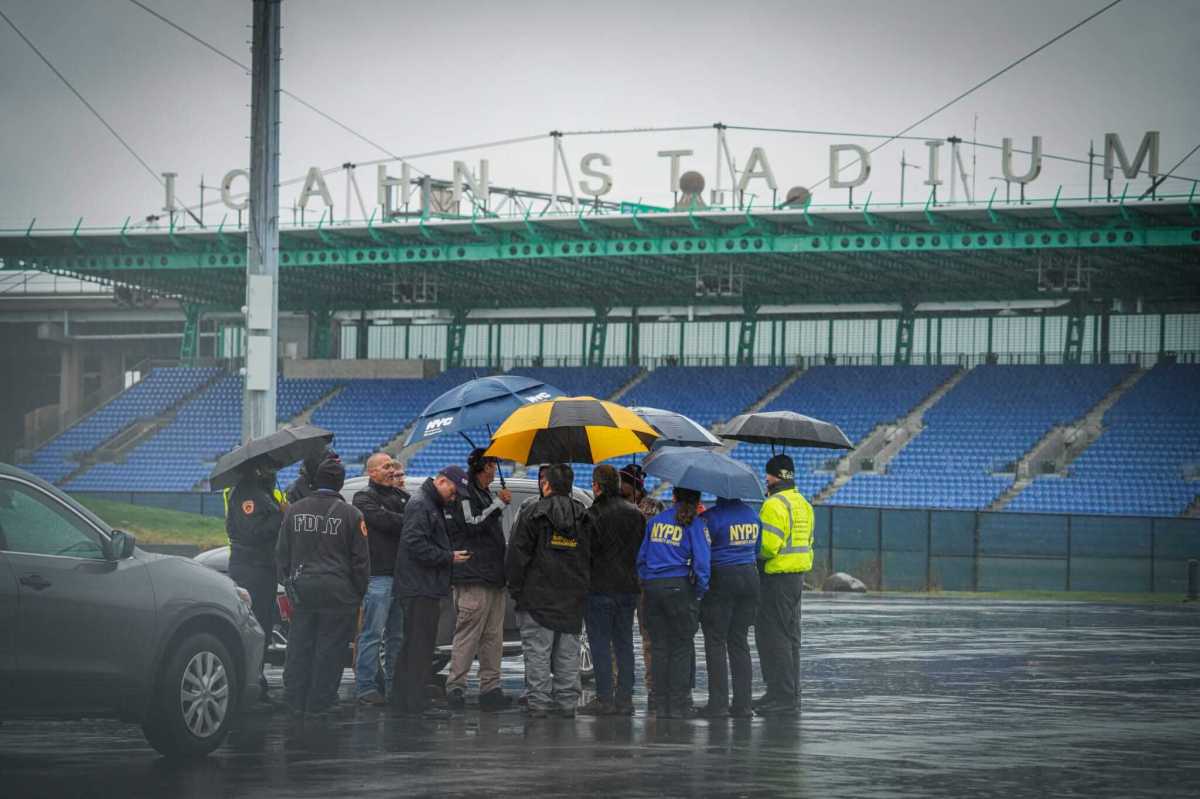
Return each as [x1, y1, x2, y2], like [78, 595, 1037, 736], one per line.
[0, 463, 264, 758]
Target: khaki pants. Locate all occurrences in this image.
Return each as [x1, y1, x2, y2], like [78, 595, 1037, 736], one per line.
[447, 584, 507, 695]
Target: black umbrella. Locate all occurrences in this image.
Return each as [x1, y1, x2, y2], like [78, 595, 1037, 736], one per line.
[208, 424, 334, 491]
[722, 411, 852, 450]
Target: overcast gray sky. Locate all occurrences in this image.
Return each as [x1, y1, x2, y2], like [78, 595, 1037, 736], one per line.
[1, 0, 1197, 229]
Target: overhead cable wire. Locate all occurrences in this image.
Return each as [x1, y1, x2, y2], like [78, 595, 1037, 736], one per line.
[0, 6, 205, 225]
[809, 0, 1126, 190]
[1140, 140, 1200, 198]
[559, 125, 714, 136]
[127, 0, 406, 163]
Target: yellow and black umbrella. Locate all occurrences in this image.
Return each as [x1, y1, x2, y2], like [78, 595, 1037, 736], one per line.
[484, 396, 660, 465]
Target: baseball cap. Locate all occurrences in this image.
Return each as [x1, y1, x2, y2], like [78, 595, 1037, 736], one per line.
[438, 464, 471, 493]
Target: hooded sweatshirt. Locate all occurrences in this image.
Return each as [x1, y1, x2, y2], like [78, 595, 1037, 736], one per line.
[505, 493, 592, 633]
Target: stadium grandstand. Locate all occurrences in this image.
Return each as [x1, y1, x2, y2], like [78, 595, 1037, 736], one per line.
[2, 184, 1199, 523]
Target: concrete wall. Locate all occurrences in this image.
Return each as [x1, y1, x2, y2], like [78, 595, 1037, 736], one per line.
[281, 358, 439, 380]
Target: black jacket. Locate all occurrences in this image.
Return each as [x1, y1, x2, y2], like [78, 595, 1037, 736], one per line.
[275, 490, 370, 609]
[226, 478, 283, 568]
[353, 481, 409, 577]
[285, 471, 316, 505]
[393, 478, 454, 599]
[448, 480, 507, 587]
[505, 493, 591, 633]
[587, 492, 645, 595]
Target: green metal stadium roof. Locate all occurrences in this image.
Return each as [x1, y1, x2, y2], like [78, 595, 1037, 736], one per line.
[2, 200, 1198, 312]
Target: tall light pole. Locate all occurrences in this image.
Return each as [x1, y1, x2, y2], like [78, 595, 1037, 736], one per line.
[242, 0, 281, 442]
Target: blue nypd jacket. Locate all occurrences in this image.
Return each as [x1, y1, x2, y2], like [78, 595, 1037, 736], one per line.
[636, 505, 711, 597]
[700, 498, 761, 569]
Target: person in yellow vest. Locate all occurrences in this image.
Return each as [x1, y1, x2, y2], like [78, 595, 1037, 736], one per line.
[753, 453, 813, 717]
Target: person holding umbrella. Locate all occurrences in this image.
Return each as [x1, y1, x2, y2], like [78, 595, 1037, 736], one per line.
[753, 454, 814, 717]
[636, 488, 711, 720]
[698, 497, 761, 718]
[225, 457, 285, 703]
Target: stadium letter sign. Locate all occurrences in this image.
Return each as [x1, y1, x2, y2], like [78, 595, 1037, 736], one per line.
[178, 130, 1161, 215]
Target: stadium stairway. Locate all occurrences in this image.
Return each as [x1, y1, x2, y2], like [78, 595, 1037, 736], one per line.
[288, 383, 346, 426]
[818, 367, 968, 503]
[990, 368, 1148, 510]
[53, 368, 226, 487]
[608, 367, 650, 402]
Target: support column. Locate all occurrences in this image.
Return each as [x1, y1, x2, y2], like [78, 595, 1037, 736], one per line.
[1038, 315, 1047, 364]
[58, 342, 83, 424]
[308, 308, 335, 359]
[446, 310, 468, 369]
[1064, 303, 1087, 365]
[629, 309, 640, 367]
[895, 304, 916, 366]
[737, 304, 759, 366]
[587, 307, 609, 367]
[355, 312, 369, 360]
[180, 303, 202, 364]
[242, 0, 282, 443]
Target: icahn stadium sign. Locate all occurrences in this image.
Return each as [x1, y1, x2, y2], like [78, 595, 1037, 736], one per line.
[163, 130, 1163, 215]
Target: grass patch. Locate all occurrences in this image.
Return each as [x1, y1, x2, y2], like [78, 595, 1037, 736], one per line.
[76, 497, 229, 550]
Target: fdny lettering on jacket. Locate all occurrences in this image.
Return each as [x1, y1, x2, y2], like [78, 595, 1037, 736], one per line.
[292, 513, 343, 536]
[649, 521, 684, 545]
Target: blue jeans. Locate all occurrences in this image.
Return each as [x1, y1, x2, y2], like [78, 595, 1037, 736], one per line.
[355, 575, 404, 698]
[585, 592, 638, 704]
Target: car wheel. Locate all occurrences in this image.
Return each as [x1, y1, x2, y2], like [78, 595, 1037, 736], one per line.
[142, 632, 237, 758]
[578, 632, 594, 684]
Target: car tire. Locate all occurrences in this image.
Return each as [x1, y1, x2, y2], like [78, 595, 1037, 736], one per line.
[142, 632, 238, 759]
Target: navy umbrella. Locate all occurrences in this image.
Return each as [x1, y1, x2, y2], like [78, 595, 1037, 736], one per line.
[643, 446, 765, 501]
[404, 374, 564, 447]
[630, 407, 723, 450]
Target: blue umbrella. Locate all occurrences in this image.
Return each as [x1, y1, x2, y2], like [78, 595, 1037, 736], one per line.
[643, 446, 764, 501]
[404, 375, 564, 447]
[630, 407, 723, 450]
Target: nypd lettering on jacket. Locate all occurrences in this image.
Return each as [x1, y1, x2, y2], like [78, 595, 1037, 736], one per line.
[648, 521, 684, 545]
[637, 507, 712, 596]
[292, 513, 343, 536]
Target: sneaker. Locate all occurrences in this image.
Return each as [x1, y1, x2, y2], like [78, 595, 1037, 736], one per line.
[751, 693, 774, 709]
[729, 706, 754, 719]
[523, 706, 550, 719]
[612, 700, 635, 717]
[357, 691, 387, 707]
[479, 689, 513, 712]
[421, 706, 454, 720]
[697, 704, 729, 719]
[554, 707, 577, 719]
[577, 697, 614, 716]
[445, 688, 466, 710]
[754, 701, 799, 717]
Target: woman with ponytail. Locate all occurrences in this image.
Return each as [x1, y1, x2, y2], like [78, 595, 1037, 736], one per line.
[636, 486, 712, 719]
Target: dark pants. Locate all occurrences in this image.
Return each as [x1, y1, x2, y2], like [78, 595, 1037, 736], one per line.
[584, 592, 638, 704]
[642, 577, 698, 717]
[283, 607, 356, 713]
[392, 596, 440, 715]
[228, 559, 276, 692]
[701, 563, 760, 712]
[756, 572, 803, 707]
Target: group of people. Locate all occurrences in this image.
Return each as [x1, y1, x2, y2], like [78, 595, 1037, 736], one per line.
[224, 442, 814, 722]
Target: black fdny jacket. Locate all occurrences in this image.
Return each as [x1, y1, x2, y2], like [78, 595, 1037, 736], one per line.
[587, 492, 646, 595]
[353, 481, 409, 577]
[276, 490, 370, 609]
[505, 493, 592, 633]
[448, 480, 506, 587]
[226, 478, 284, 568]
[393, 478, 454, 600]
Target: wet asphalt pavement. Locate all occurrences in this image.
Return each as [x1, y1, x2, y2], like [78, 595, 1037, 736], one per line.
[3, 595, 1199, 798]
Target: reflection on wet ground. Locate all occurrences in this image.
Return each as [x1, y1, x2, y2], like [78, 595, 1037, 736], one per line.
[3, 596, 1198, 797]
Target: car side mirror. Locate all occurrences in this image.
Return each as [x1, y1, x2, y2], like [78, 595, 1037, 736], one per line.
[109, 529, 137, 560]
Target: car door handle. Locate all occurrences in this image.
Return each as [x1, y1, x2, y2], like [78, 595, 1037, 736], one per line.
[19, 574, 52, 591]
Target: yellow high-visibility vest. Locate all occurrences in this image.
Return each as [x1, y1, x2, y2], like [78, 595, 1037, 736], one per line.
[758, 487, 814, 574]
